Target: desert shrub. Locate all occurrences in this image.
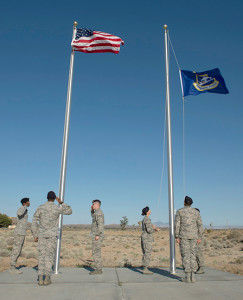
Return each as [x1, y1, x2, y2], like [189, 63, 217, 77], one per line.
[227, 230, 242, 242]
[20, 250, 27, 257]
[233, 257, 243, 264]
[120, 216, 128, 231]
[0, 242, 8, 250]
[73, 241, 81, 246]
[224, 241, 234, 248]
[85, 246, 92, 250]
[0, 249, 10, 257]
[213, 241, 223, 250]
[26, 251, 37, 259]
[0, 214, 12, 228]
[6, 238, 14, 246]
[26, 236, 34, 242]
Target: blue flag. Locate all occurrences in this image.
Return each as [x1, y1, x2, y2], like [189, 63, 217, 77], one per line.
[180, 68, 229, 97]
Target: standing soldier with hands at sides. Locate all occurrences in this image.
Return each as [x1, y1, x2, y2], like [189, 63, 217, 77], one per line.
[195, 208, 205, 274]
[90, 199, 104, 275]
[141, 206, 159, 275]
[31, 191, 72, 286]
[175, 196, 203, 283]
[9, 198, 30, 274]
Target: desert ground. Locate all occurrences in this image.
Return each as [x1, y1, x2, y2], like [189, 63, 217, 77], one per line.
[0, 227, 242, 275]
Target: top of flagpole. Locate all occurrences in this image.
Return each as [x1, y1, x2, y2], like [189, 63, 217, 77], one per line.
[73, 21, 78, 27]
[163, 24, 168, 31]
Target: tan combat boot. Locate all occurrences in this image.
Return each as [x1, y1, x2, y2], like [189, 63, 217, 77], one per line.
[89, 269, 103, 275]
[143, 267, 153, 275]
[191, 272, 196, 283]
[182, 272, 191, 283]
[43, 275, 51, 285]
[38, 275, 44, 285]
[9, 266, 23, 274]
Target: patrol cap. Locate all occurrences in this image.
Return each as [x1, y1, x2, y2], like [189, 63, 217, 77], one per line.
[142, 206, 149, 216]
[21, 198, 29, 204]
[185, 196, 193, 205]
[92, 199, 101, 205]
[47, 191, 56, 200]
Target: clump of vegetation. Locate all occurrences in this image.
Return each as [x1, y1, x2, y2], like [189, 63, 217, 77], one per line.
[0, 214, 12, 228]
[227, 230, 242, 242]
[120, 216, 128, 231]
[0, 249, 10, 257]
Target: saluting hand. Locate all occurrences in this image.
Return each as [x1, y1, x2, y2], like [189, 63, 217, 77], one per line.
[56, 197, 63, 204]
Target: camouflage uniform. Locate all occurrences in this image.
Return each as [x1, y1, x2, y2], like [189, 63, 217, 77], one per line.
[175, 206, 203, 273]
[141, 216, 154, 268]
[10, 206, 28, 267]
[91, 208, 104, 270]
[196, 237, 205, 268]
[31, 201, 72, 276]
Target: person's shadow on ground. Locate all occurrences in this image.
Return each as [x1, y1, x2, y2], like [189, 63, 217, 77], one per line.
[130, 267, 182, 281]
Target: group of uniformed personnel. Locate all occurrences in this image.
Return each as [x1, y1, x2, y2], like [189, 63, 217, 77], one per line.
[9, 191, 72, 285]
[9, 193, 204, 285]
[140, 196, 205, 283]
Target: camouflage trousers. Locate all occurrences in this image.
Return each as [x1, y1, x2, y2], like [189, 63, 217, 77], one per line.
[37, 237, 57, 276]
[179, 239, 198, 273]
[196, 240, 204, 267]
[141, 237, 153, 268]
[10, 234, 25, 267]
[92, 236, 103, 270]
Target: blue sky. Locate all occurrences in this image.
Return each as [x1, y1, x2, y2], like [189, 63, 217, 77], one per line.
[1, 0, 242, 226]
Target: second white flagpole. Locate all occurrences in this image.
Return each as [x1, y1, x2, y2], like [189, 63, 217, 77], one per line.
[54, 21, 78, 274]
[163, 24, 176, 274]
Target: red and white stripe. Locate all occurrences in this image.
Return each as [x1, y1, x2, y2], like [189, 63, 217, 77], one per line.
[71, 31, 124, 54]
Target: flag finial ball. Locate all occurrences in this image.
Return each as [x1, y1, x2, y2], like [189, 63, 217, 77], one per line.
[73, 21, 78, 27]
[163, 24, 168, 29]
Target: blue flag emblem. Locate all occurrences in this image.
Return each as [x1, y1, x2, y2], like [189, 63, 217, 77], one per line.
[180, 68, 229, 97]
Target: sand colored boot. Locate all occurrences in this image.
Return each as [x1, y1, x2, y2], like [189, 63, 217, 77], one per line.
[9, 266, 23, 274]
[43, 275, 51, 285]
[89, 269, 103, 275]
[38, 275, 44, 285]
[191, 272, 196, 283]
[196, 267, 205, 274]
[182, 272, 191, 283]
[143, 267, 153, 275]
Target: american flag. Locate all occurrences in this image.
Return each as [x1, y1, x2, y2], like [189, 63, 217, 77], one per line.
[71, 28, 124, 54]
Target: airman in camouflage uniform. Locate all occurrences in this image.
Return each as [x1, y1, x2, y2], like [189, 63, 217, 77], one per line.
[31, 191, 72, 285]
[90, 199, 104, 275]
[141, 206, 159, 274]
[195, 208, 205, 274]
[175, 196, 203, 283]
[9, 198, 30, 274]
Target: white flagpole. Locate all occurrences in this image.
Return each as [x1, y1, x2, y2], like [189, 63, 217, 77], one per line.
[163, 24, 176, 274]
[54, 21, 78, 274]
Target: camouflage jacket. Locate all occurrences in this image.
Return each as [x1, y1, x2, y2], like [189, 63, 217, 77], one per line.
[31, 201, 72, 238]
[141, 216, 154, 241]
[15, 206, 28, 236]
[175, 206, 203, 239]
[91, 208, 104, 237]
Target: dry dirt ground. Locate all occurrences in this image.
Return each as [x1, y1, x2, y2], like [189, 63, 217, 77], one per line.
[0, 228, 242, 275]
